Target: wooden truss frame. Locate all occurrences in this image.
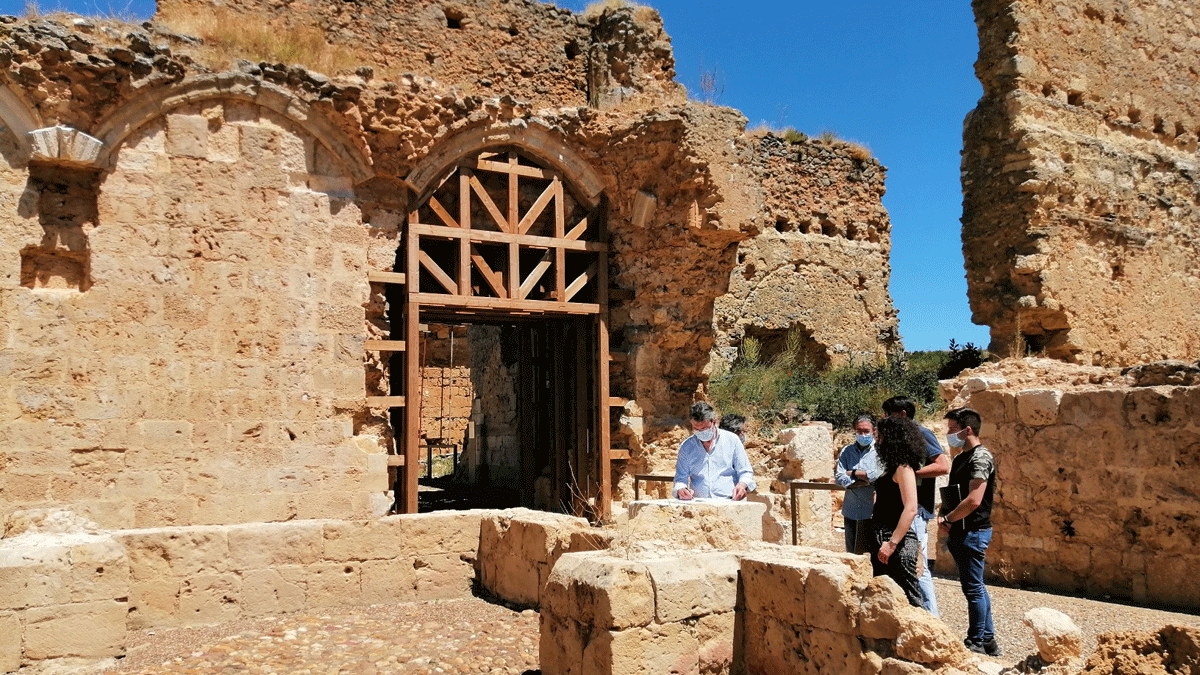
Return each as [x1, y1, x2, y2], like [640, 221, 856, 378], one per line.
[367, 149, 615, 520]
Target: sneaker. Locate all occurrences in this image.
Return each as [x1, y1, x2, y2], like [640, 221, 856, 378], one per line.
[983, 639, 1002, 657]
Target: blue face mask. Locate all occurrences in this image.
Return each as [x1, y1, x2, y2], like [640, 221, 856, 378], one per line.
[946, 430, 966, 448]
[694, 427, 716, 443]
[855, 434, 874, 446]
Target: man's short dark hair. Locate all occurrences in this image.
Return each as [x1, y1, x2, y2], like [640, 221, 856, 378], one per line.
[945, 407, 982, 435]
[690, 401, 717, 423]
[882, 396, 917, 418]
[719, 413, 746, 435]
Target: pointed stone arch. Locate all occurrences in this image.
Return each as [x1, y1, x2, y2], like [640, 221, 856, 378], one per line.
[90, 72, 373, 182]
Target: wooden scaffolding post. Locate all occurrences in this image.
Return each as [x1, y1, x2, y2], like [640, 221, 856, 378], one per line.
[403, 216, 422, 514]
[596, 198, 611, 520]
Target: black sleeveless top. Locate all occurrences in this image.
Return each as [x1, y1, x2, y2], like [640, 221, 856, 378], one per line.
[871, 466, 910, 530]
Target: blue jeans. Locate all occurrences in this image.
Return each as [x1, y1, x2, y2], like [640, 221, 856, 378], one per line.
[947, 527, 995, 644]
[844, 518, 869, 553]
[912, 516, 939, 617]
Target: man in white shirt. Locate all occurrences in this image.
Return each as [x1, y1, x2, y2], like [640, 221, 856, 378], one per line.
[673, 402, 756, 500]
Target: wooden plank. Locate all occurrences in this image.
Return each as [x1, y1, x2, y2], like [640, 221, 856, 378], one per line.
[565, 214, 588, 241]
[610, 448, 630, 460]
[608, 396, 628, 407]
[554, 181, 566, 302]
[564, 261, 597, 302]
[365, 395, 406, 407]
[427, 196, 459, 228]
[403, 232, 421, 515]
[409, 224, 607, 252]
[364, 340, 406, 352]
[470, 175, 513, 233]
[507, 153, 519, 234]
[418, 249, 458, 294]
[507, 242, 519, 300]
[367, 271, 407, 285]
[596, 198, 612, 521]
[472, 157, 552, 180]
[412, 293, 600, 315]
[519, 249, 553, 300]
[516, 180, 556, 235]
[387, 455, 406, 466]
[470, 246, 507, 298]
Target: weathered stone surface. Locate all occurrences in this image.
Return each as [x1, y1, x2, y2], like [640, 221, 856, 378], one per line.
[542, 552, 655, 630]
[963, 0, 1200, 365]
[479, 508, 605, 607]
[627, 499, 765, 544]
[643, 552, 739, 623]
[1024, 607, 1083, 663]
[1015, 389, 1063, 427]
[23, 600, 126, 659]
[0, 611, 20, 673]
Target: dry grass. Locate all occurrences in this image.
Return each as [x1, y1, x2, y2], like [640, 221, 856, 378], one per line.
[157, 7, 363, 75]
[581, 0, 658, 23]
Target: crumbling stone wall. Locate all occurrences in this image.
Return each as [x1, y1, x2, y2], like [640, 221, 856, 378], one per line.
[0, 1, 897, 524]
[963, 0, 1200, 365]
[941, 359, 1200, 609]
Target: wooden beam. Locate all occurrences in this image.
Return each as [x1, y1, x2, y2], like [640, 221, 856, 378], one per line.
[565, 214, 588, 241]
[409, 224, 607, 252]
[596, 198, 612, 521]
[519, 249, 553, 300]
[610, 448, 630, 460]
[387, 455, 406, 466]
[564, 261, 597, 302]
[418, 249, 458, 294]
[403, 230, 421, 515]
[608, 397, 629, 407]
[507, 152, 519, 234]
[366, 395, 406, 408]
[516, 180, 556, 235]
[470, 246, 507, 298]
[367, 271, 407, 285]
[364, 340, 406, 352]
[472, 156, 554, 180]
[470, 174, 513, 233]
[428, 196, 460, 228]
[412, 292, 600, 315]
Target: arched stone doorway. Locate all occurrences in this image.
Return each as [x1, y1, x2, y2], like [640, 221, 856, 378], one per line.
[382, 139, 613, 520]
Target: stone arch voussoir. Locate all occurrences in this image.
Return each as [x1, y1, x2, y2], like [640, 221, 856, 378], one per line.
[406, 123, 605, 208]
[91, 72, 373, 182]
[0, 79, 45, 158]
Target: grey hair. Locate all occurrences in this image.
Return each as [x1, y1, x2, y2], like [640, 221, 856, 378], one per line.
[853, 414, 876, 429]
[690, 401, 717, 423]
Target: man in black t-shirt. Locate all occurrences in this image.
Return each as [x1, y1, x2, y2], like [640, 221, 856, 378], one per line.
[937, 407, 999, 657]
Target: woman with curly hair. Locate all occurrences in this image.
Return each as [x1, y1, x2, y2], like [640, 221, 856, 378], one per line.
[870, 415, 927, 607]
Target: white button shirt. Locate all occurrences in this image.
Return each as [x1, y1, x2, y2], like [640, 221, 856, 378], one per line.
[672, 428, 757, 499]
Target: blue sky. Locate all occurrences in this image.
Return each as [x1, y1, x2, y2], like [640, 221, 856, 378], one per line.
[2, 0, 991, 352]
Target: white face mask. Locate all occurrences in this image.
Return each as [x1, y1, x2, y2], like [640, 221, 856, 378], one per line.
[694, 427, 716, 443]
[946, 430, 966, 448]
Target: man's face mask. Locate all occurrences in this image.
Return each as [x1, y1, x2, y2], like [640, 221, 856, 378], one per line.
[693, 427, 716, 443]
[946, 429, 966, 448]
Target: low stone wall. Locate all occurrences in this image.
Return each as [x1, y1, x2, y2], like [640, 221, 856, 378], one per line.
[944, 362, 1200, 608]
[540, 550, 741, 675]
[737, 548, 972, 675]
[1, 510, 489, 673]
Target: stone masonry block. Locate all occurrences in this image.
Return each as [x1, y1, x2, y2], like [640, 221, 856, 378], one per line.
[360, 558, 418, 605]
[413, 552, 474, 601]
[0, 545, 71, 610]
[306, 562, 363, 609]
[1016, 389, 1063, 427]
[738, 553, 808, 627]
[69, 537, 130, 603]
[392, 511, 491, 553]
[165, 114, 208, 157]
[23, 600, 126, 659]
[480, 508, 598, 607]
[593, 622, 700, 675]
[0, 611, 19, 673]
[117, 526, 230, 580]
[127, 578, 180, 630]
[227, 520, 325, 569]
[543, 552, 654, 630]
[239, 568, 306, 616]
[804, 562, 860, 634]
[777, 423, 835, 477]
[738, 612, 813, 675]
[643, 551, 739, 623]
[323, 519, 404, 561]
[539, 612, 589, 675]
[178, 573, 242, 626]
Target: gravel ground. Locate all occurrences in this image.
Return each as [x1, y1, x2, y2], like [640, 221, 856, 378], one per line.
[75, 575, 1200, 675]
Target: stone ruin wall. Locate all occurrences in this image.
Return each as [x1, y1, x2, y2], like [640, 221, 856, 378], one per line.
[963, 0, 1200, 365]
[0, 0, 897, 527]
[941, 359, 1200, 609]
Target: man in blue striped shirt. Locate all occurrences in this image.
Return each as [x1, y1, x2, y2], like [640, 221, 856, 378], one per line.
[673, 402, 756, 500]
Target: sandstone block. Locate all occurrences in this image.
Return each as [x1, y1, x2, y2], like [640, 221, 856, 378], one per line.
[412, 552, 474, 601]
[480, 509, 597, 607]
[0, 545, 71, 610]
[391, 511, 490, 553]
[239, 568, 306, 616]
[117, 526, 230, 580]
[23, 600, 126, 659]
[306, 562, 363, 609]
[127, 578, 180, 629]
[178, 573, 242, 626]
[69, 537, 130, 602]
[543, 552, 655, 630]
[738, 612, 811, 675]
[738, 552, 807, 627]
[1024, 607, 1083, 663]
[643, 551, 739, 623]
[539, 613, 590, 675]
[227, 520, 324, 569]
[894, 604, 970, 666]
[0, 611, 19, 673]
[777, 423, 834, 477]
[322, 519, 404, 561]
[1016, 389, 1063, 427]
[804, 562, 859, 634]
[595, 622, 700, 675]
[857, 575, 907, 640]
[626, 499, 766, 542]
[361, 558, 418, 605]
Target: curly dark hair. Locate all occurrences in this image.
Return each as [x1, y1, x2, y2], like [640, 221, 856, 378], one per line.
[875, 416, 928, 474]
